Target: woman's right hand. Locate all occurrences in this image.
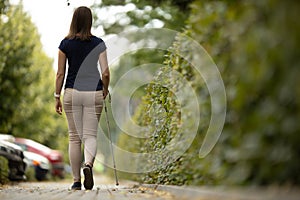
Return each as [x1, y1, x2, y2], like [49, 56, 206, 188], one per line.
[55, 98, 63, 115]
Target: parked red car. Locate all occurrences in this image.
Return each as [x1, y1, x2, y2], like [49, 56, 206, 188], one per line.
[14, 138, 65, 179]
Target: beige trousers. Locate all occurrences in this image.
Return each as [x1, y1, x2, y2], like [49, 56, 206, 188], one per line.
[63, 88, 103, 182]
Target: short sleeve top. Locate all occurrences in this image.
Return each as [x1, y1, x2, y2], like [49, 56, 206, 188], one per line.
[59, 36, 106, 91]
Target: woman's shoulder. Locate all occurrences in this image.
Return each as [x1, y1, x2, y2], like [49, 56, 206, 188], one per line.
[91, 36, 105, 43]
[60, 37, 73, 45]
[91, 36, 107, 52]
[59, 38, 71, 50]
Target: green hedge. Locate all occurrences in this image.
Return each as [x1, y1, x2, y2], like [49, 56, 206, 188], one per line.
[0, 156, 9, 185]
[117, 0, 300, 185]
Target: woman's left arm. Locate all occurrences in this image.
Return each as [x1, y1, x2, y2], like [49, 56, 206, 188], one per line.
[55, 50, 66, 115]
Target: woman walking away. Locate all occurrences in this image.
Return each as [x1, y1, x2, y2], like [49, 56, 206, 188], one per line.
[54, 6, 110, 190]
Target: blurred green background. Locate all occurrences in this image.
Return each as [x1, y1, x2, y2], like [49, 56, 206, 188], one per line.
[1, 0, 299, 186]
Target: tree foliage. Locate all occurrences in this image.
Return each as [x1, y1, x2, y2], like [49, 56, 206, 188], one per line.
[0, 3, 68, 152]
[0, 4, 37, 133]
[0, 0, 8, 14]
[117, 0, 300, 185]
[93, 0, 193, 34]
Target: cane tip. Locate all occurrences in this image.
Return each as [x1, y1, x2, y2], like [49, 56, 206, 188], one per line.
[116, 183, 119, 186]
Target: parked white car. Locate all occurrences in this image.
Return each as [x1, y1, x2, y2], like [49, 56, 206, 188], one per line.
[23, 151, 50, 181]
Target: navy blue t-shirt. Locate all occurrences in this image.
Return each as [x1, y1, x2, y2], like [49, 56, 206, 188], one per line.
[59, 36, 106, 91]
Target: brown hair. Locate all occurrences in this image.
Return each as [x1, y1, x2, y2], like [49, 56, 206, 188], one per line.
[66, 6, 93, 40]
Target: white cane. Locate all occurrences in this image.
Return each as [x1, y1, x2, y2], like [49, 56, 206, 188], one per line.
[103, 92, 119, 186]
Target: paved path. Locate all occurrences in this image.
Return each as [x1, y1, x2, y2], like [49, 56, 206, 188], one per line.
[1, 176, 299, 200]
[0, 176, 173, 200]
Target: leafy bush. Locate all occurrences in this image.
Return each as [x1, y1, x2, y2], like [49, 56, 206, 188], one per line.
[24, 167, 36, 182]
[0, 156, 9, 185]
[117, 0, 300, 185]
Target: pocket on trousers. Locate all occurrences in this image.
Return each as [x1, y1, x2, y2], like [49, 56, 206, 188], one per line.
[94, 91, 103, 116]
[95, 91, 104, 111]
[63, 88, 73, 105]
[95, 91, 103, 104]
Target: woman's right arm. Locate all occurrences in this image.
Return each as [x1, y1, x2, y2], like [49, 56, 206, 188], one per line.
[99, 50, 110, 99]
[55, 50, 66, 115]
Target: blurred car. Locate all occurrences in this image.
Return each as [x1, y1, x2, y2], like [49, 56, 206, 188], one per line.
[23, 151, 50, 181]
[0, 140, 26, 181]
[14, 138, 65, 178]
[0, 134, 51, 181]
[0, 134, 15, 142]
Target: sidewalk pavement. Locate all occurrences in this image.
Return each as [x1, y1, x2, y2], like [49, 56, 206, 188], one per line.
[1, 175, 299, 200]
[141, 184, 300, 200]
[0, 176, 173, 200]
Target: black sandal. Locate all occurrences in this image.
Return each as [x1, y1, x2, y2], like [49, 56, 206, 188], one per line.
[83, 164, 94, 190]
